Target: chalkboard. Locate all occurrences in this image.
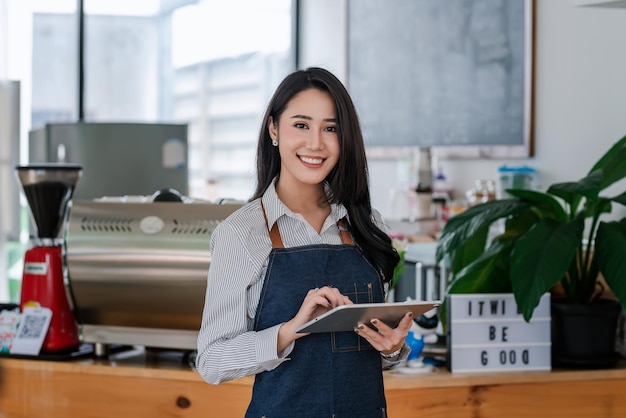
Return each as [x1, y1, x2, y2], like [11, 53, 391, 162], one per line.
[348, 0, 533, 155]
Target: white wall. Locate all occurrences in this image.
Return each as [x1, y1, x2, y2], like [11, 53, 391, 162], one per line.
[299, 0, 626, 220]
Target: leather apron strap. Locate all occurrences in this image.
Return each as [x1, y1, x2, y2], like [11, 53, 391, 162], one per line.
[261, 201, 353, 247]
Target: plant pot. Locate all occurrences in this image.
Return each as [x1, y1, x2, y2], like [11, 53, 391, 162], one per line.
[551, 298, 622, 368]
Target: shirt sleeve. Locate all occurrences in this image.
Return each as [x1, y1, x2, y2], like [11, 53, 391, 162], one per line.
[195, 221, 291, 384]
[381, 343, 411, 370]
[371, 208, 389, 232]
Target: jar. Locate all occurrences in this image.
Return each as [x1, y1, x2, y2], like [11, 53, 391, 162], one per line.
[466, 179, 496, 206]
[497, 165, 537, 199]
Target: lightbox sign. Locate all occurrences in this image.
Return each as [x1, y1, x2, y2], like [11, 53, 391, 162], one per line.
[447, 293, 551, 373]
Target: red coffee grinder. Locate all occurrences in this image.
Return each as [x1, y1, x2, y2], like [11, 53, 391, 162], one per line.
[16, 163, 82, 352]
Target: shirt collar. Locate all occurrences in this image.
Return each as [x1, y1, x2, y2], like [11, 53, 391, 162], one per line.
[261, 177, 348, 229]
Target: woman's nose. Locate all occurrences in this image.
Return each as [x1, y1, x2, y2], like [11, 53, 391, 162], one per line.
[307, 130, 323, 150]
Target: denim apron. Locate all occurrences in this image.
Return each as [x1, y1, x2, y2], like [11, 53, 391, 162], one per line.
[245, 209, 387, 418]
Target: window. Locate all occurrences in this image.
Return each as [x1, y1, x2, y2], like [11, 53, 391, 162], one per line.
[1, 0, 294, 303]
[31, 0, 294, 200]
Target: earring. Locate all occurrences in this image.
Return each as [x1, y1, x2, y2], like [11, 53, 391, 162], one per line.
[272, 140, 278, 147]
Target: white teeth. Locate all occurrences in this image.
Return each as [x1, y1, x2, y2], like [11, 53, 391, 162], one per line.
[300, 156, 323, 164]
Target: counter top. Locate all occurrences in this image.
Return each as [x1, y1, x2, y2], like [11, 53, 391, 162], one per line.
[2, 347, 626, 417]
[8, 345, 626, 387]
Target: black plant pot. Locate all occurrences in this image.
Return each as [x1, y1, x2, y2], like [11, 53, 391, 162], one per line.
[551, 299, 623, 368]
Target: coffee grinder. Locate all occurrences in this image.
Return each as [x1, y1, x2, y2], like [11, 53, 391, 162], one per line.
[15, 163, 82, 352]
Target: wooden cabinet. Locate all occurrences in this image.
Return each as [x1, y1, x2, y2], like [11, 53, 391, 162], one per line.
[0, 350, 252, 418]
[2, 349, 626, 417]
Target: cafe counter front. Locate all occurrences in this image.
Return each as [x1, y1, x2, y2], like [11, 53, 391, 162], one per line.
[1, 347, 626, 417]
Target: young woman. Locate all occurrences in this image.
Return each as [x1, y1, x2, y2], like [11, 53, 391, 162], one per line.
[196, 67, 412, 418]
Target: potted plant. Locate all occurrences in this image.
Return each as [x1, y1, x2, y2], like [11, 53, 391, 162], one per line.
[435, 134, 626, 367]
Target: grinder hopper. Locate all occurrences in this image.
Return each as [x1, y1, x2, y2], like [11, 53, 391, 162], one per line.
[16, 163, 82, 241]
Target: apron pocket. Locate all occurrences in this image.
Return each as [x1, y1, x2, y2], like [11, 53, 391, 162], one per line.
[331, 330, 374, 353]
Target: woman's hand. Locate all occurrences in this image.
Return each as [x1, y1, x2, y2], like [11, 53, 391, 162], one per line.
[354, 311, 413, 355]
[277, 286, 352, 353]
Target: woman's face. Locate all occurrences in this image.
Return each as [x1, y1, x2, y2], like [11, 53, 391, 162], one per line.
[269, 88, 340, 189]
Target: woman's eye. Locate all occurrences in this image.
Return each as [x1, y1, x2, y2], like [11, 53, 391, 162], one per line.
[325, 126, 337, 133]
[294, 122, 308, 129]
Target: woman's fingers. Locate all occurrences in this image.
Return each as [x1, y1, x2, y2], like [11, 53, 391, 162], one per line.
[296, 286, 351, 329]
[354, 312, 413, 352]
[373, 310, 414, 335]
[313, 285, 353, 308]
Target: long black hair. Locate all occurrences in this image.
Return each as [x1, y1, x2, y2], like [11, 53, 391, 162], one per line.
[251, 67, 399, 285]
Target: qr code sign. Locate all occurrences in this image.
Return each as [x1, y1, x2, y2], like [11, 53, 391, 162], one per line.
[17, 314, 48, 339]
[10, 307, 52, 355]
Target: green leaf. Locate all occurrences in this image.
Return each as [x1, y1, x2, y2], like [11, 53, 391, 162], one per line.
[547, 170, 603, 211]
[390, 250, 405, 291]
[588, 133, 626, 188]
[449, 226, 489, 274]
[436, 200, 531, 263]
[504, 209, 541, 233]
[610, 190, 626, 206]
[505, 189, 568, 221]
[595, 221, 626, 311]
[600, 147, 626, 189]
[510, 218, 585, 321]
[447, 239, 513, 295]
[584, 197, 612, 219]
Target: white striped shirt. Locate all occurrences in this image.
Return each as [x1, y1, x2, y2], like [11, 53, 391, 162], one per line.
[195, 180, 403, 385]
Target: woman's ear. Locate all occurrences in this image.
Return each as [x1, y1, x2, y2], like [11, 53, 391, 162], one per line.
[268, 116, 278, 140]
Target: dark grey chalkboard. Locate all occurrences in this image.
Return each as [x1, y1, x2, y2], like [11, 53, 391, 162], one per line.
[348, 0, 531, 150]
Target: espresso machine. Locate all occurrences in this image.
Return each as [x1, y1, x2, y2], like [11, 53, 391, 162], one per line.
[64, 198, 242, 353]
[16, 163, 82, 352]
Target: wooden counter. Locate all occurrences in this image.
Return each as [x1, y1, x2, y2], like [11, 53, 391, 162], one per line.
[2, 347, 626, 417]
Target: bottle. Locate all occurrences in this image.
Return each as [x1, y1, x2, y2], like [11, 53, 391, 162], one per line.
[432, 162, 454, 228]
[432, 162, 453, 201]
[466, 179, 496, 206]
[414, 147, 433, 219]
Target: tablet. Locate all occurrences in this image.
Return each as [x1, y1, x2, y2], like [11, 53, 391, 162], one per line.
[295, 301, 440, 334]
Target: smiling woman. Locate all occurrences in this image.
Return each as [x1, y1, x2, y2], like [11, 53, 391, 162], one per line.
[195, 67, 408, 418]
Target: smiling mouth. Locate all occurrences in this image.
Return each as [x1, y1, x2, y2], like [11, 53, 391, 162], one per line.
[299, 156, 324, 165]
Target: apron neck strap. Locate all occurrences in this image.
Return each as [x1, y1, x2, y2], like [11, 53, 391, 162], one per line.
[261, 201, 353, 248]
[337, 219, 353, 245]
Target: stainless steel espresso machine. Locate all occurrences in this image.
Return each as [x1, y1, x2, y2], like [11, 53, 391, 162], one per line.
[63, 198, 242, 355]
